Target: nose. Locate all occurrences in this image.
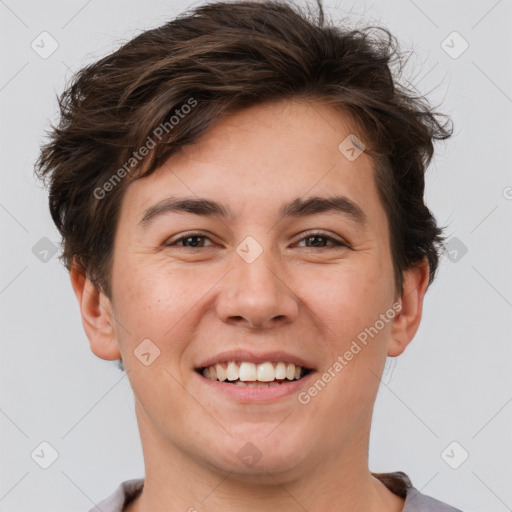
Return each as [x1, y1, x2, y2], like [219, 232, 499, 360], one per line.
[215, 246, 299, 330]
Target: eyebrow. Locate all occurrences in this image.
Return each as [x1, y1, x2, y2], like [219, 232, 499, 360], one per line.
[138, 195, 367, 230]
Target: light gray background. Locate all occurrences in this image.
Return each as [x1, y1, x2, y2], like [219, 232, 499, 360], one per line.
[1, 0, 511, 511]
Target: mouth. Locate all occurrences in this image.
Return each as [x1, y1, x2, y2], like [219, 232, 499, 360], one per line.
[195, 361, 313, 388]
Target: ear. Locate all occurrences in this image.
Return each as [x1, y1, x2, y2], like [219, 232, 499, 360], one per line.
[70, 261, 121, 361]
[387, 258, 430, 357]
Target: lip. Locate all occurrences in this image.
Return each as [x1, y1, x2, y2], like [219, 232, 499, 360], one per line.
[195, 349, 315, 371]
[194, 368, 316, 402]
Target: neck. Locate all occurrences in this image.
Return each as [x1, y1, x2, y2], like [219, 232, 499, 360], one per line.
[125, 406, 404, 512]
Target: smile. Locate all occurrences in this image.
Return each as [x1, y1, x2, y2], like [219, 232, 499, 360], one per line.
[197, 361, 312, 387]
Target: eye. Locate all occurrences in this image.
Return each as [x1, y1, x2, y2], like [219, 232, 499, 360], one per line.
[165, 233, 214, 248]
[164, 231, 350, 250]
[295, 231, 349, 249]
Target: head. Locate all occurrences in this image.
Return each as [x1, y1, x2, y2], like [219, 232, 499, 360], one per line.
[36, 0, 451, 479]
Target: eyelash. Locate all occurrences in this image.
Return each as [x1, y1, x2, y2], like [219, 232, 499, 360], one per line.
[165, 231, 350, 250]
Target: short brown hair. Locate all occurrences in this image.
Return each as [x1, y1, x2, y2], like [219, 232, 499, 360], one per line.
[35, 0, 452, 299]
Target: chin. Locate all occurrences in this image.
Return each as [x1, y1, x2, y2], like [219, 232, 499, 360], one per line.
[205, 424, 311, 478]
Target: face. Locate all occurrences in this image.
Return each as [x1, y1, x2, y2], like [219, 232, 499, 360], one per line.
[78, 99, 426, 480]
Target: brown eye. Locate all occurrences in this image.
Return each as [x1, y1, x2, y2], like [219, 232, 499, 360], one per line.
[165, 233, 214, 248]
[296, 232, 348, 249]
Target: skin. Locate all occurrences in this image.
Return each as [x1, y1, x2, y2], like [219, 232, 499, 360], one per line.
[71, 99, 429, 512]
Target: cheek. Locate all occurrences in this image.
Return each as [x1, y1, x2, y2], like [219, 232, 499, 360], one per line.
[300, 258, 391, 342]
[112, 260, 196, 349]
[113, 265, 199, 411]
[298, 256, 393, 403]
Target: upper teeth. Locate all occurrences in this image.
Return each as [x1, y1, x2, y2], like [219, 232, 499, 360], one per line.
[202, 361, 304, 382]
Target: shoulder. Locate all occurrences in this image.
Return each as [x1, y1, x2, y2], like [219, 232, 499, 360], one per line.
[404, 486, 464, 511]
[87, 478, 144, 512]
[372, 471, 464, 512]
[90, 473, 464, 512]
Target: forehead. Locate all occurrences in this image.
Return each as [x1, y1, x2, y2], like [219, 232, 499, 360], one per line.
[120, 99, 383, 228]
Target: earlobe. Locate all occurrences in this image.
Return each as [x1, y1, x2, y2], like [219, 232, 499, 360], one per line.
[70, 261, 121, 361]
[387, 259, 430, 357]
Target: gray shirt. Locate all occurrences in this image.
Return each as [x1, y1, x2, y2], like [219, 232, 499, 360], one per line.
[88, 472, 463, 511]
